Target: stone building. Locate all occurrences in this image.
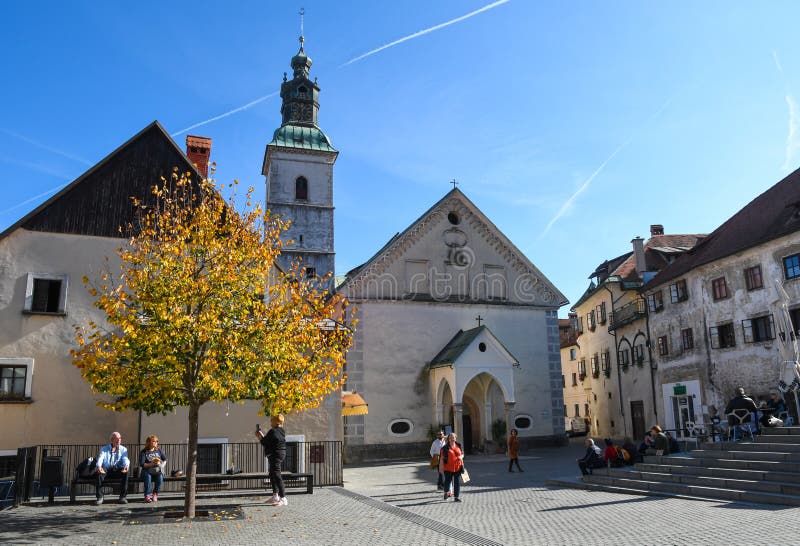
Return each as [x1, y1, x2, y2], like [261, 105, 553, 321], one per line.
[645, 170, 800, 434]
[568, 226, 704, 440]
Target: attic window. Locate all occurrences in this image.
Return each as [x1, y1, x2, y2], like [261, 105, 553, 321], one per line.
[447, 212, 460, 225]
[298, 86, 308, 98]
[478, 342, 487, 352]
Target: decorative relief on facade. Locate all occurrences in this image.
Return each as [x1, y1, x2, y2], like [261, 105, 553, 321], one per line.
[344, 197, 562, 304]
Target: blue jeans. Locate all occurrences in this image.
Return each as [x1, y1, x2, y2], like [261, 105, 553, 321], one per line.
[142, 469, 163, 496]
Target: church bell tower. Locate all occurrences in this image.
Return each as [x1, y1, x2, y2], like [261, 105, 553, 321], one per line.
[262, 33, 337, 288]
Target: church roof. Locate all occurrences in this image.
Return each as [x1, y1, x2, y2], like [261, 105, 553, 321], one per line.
[337, 188, 568, 307]
[429, 326, 518, 368]
[268, 124, 336, 153]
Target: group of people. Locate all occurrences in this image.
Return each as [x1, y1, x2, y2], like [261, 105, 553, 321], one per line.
[577, 425, 678, 476]
[429, 430, 465, 502]
[88, 414, 288, 507]
[427, 427, 525, 502]
[90, 431, 167, 505]
[725, 386, 787, 433]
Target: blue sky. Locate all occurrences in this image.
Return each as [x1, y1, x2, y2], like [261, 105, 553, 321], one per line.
[3, 1, 800, 315]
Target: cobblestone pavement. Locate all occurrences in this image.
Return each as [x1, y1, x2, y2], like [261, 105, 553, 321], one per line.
[2, 437, 799, 545]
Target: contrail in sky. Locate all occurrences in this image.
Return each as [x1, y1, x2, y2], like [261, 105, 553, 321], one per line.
[0, 182, 69, 217]
[1, 129, 93, 166]
[774, 51, 800, 172]
[340, 0, 511, 67]
[172, 92, 280, 136]
[540, 94, 677, 237]
[540, 139, 632, 237]
[172, 0, 511, 135]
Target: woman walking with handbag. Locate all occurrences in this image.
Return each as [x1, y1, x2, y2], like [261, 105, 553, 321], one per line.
[439, 432, 464, 503]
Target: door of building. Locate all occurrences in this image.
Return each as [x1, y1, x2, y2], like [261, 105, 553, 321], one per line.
[462, 415, 473, 454]
[630, 400, 646, 440]
[671, 395, 696, 438]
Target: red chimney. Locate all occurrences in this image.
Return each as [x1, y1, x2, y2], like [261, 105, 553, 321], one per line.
[186, 135, 212, 178]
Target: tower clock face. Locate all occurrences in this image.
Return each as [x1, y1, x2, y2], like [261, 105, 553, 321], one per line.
[294, 103, 312, 121]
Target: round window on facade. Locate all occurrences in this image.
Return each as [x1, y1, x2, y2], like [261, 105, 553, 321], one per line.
[388, 419, 413, 437]
[478, 342, 487, 352]
[514, 415, 533, 430]
[447, 211, 460, 225]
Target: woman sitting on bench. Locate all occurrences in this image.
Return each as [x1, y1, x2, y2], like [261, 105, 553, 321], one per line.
[139, 435, 167, 503]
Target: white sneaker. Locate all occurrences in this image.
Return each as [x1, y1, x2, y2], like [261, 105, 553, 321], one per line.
[278, 497, 288, 506]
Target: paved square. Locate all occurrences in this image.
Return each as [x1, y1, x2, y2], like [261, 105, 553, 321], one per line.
[2, 439, 798, 545]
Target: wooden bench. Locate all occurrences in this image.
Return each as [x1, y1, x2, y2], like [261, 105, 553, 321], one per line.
[69, 472, 313, 503]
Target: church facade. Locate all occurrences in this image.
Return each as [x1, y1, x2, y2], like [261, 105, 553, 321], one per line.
[335, 191, 568, 461]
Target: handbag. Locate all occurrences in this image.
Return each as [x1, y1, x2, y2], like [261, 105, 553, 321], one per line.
[429, 454, 439, 469]
[460, 466, 470, 484]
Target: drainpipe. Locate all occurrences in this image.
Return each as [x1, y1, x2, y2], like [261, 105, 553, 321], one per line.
[602, 282, 627, 438]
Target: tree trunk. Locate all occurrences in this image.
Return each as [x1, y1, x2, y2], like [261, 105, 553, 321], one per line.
[184, 400, 200, 518]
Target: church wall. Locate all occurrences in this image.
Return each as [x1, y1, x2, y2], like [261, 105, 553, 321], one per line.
[343, 299, 561, 462]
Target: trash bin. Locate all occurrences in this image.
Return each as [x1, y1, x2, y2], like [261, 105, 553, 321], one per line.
[40, 455, 64, 503]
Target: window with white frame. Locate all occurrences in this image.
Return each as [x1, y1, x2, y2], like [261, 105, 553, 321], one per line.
[742, 314, 775, 343]
[24, 274, 68, 314]
[0, 358, 34, 400]
[514, 415, 533, 430]
[647, 291, 664, 313]
[633, 345, 645, 364]
[388, 419, 414, 437]
[710, 323, 736, 348]
[669, 279, 688, 303]
[681, 328, 694, 350]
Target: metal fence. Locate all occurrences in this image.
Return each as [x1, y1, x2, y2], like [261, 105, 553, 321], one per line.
[13, 441, 341, 504]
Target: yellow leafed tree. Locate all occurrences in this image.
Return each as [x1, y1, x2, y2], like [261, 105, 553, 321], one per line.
[71, 171, 353, 517]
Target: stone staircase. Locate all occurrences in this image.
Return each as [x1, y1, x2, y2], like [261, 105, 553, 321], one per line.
[580, 427, 800, 506]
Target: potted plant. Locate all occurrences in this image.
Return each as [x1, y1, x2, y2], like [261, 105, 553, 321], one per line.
[491, 418, 507, 453]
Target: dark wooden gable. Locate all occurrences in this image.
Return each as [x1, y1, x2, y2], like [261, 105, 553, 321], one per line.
[17, 121, 199, 239]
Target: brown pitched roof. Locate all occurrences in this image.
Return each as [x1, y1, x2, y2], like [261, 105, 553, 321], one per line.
[613, 234, 705, 282]
[572, 233, 704, 310]
[649, 169, 800, 288]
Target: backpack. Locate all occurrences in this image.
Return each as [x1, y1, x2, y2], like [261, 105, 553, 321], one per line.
[617, 447, 631, 465]
[76, 457, 95, 478]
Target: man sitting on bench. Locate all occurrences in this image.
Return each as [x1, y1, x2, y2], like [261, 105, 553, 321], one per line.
[93, 431, 130, 505]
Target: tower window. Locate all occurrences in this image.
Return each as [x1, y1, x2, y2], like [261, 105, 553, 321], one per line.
[305, 267, 316, 279]
[295, 176, 308, 200]
[298, 86, 307, 98]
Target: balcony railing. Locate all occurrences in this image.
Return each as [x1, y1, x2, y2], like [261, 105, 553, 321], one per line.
[609, 299, 647, 331]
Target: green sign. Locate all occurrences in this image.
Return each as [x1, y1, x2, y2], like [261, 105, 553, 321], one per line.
[673, 385, 687, 395]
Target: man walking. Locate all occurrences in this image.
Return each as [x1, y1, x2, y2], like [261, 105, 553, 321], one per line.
[429, 430, 445, 490]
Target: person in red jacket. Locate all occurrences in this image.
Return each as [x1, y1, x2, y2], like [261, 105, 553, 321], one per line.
[602, 438, 618, 467]
[439, 432, 464, 502]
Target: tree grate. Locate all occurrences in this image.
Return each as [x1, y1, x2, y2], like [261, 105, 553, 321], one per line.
[330, 487, 504, 546]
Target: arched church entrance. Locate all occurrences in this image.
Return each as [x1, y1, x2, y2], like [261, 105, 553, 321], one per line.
[461, 396, 480, 454]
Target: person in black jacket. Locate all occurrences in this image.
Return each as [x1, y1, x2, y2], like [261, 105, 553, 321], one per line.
[256, 414, 287, 506]
[576, 438, 603, 475]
